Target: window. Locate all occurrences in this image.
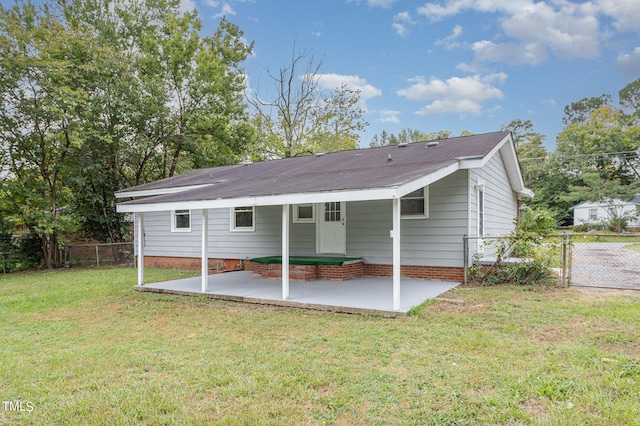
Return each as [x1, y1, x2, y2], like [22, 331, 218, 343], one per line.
[589, 208, 598, 221]
[294, 204, 315, 223]
[324, 202, 342, 222]
[401, 187, 429, 218]
[231, 206, 255, 231]
[171, 209, 191, 232]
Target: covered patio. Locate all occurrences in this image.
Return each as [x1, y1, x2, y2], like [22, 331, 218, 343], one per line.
[117, 134, 526, 314]
[135, 271, 459, 316]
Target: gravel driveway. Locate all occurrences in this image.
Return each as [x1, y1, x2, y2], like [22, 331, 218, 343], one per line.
[571, 242, 640, 290]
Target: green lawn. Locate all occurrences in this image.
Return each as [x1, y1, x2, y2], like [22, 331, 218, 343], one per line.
[1, 268, 639, 425]
[624, 244, 640, 254]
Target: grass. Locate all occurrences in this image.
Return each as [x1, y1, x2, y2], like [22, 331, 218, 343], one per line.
[570, 233, 640, 243]
[1, 268, 640, 425]
[624, 244, 640, 254]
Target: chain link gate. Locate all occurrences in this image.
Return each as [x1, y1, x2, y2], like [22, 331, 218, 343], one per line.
[568, 234, 640, 290]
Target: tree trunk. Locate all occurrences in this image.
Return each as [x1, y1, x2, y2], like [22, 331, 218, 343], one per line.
[41, 236, 52, 269]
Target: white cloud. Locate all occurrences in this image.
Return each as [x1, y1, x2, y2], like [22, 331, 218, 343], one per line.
[397, 73, 507, 117]
[316, 74, 382, 100]
[312, 22, 324, 38]
[179, 0, 197, 14]
[416, 0, 469, 20]
[392, 22, 409, 37]
[393, 11, 415, 37]
[368, 0, 398, 7]
[346, 0, 398, 7]
[472, 40, 549, 65]
[378, 110, 401, 123]
[455, 62, 488, 73]
[617, 47, 640, 78]
[417, 0, 603, 63]
[435, 24, 463, 49]
[214, 2, 236, 18]
[596, 0, 640, 34]
[395, 11, 413, 22]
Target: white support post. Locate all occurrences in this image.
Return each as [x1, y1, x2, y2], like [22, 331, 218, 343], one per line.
[201, 209, 209, 293]
[137, 212, 144, 286]
[392, 198, 401, 310]
[282, 204, 290, 300]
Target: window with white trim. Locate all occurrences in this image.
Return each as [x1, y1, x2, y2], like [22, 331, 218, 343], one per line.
[588, 208, 598, 221]
[401, 187, 429, 218]
[294, 204, 315, 223]
[171, 209, 191, 232]
[231, 206, 255, 231]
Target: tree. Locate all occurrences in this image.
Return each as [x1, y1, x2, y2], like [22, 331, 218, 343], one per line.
[0, 0, 255, 266]
[249, 45, 367, 159]
[562, 94, 611, 125]
[63, 0, 254, 242]
[501, 119, 548, 188]
[369, 128, 463, 147]
[0, 1, 95, 267]
[555, 105, 640, 224]
[619, 78, 640, 121]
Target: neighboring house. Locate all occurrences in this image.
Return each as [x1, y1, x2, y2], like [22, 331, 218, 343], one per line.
[572, 196, 640, 229]
[116, 131, 532, 309]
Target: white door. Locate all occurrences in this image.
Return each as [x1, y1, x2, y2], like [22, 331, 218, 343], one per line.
[317, 202, 346, 254]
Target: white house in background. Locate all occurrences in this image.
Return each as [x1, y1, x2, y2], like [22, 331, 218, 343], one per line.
[572, 196, 640, 229]
[115, 131, 532, 310]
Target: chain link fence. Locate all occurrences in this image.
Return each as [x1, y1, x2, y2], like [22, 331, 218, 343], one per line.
[569, 234, 640, 290]
[65, 242, 134, 268]
[464, 234, 571, 286]
[464, 233, 640, 290]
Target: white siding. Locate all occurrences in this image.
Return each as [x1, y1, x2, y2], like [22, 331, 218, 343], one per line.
[574, 201, 640, 227]
[138, 206, 319, 259]
[469, 152, 518, 237]
[347, 171, 469, 267]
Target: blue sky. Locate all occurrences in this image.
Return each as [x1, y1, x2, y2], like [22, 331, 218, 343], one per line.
[7, 0, 639, 150]
[182, 0, 640, 150]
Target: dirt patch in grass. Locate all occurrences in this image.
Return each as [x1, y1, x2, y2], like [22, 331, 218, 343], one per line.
[521, 397, 549, 422]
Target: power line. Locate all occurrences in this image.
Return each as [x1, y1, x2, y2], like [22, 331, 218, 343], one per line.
[519, 150, 639, 162]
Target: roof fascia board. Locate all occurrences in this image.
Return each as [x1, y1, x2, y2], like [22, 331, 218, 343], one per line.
[482, 133, 511, 167]
[456, 134, 510, 170]
[115, 184, 213, 199]
[457, 159, 484, 169]
[454, 133, 533, 199]
[116, 187, 399, 213]
[498, 137, 531, 197]
[396, 162, 460, 198]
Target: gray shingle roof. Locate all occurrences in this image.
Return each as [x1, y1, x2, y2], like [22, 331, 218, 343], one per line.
[118, 131, 510, 206]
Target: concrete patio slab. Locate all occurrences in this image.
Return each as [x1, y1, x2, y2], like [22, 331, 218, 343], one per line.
[135, 271, 459, 316]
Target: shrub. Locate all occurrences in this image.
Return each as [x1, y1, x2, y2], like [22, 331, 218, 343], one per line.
[0, 234, 41, 273]
[471, 259, 556, 286]
[470, 207, 560, 286]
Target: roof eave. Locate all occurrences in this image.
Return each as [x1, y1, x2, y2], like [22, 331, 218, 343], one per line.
[116, 187, 400, 213]
[115, 184, 214, 199]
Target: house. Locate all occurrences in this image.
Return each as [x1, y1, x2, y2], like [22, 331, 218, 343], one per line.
[572, 196, 640, 230]
[116, 131, 532, 310]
